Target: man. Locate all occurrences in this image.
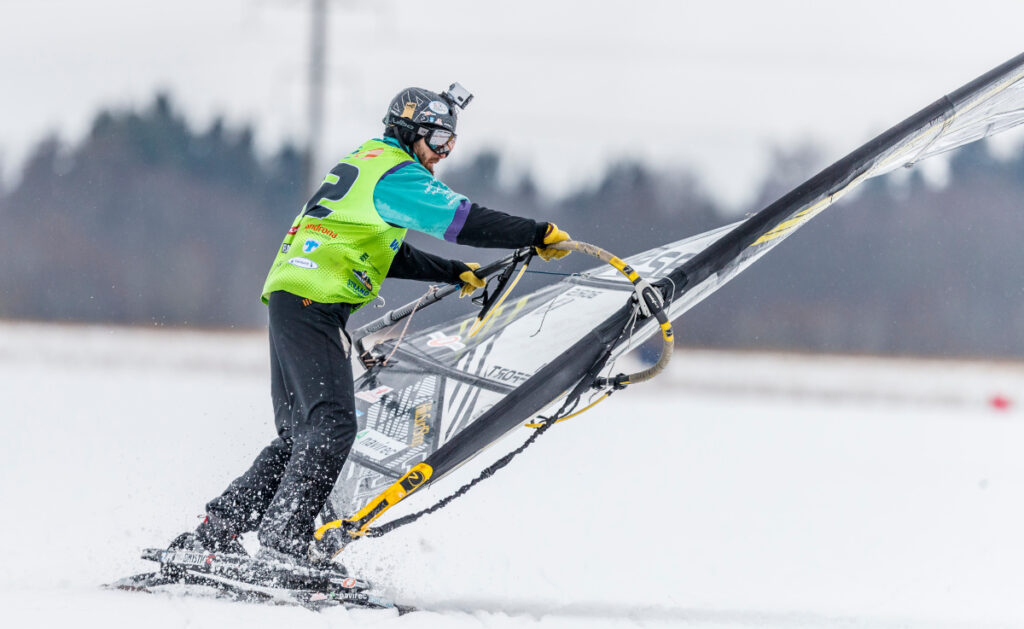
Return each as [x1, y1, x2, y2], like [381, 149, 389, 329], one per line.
[174, 83, 572, 565]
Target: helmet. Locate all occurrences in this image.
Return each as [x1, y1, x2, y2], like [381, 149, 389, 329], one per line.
[383, 83, 474, 154]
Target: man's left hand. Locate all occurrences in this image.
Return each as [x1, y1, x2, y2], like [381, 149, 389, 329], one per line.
[458, 262, 485, 298]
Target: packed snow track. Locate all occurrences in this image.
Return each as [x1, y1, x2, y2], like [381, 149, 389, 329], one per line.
[3, 322, 1023, 628]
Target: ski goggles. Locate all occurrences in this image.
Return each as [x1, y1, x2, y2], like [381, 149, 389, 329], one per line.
[420, 126, 457, 156]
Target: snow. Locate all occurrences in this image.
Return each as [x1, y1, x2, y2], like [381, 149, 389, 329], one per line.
[3, 321, 1024, 628]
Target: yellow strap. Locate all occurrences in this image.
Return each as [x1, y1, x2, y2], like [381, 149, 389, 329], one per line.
[468, 260, 530, 338]
[314, 518, 344, 540]
[314, 462, 433, 541]
[524, 392, 611, 428]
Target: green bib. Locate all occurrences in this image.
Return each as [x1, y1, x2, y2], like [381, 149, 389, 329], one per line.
[261, 140, 411, 308]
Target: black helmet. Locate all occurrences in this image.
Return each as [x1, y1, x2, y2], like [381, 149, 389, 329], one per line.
[383, 83, 474, 153]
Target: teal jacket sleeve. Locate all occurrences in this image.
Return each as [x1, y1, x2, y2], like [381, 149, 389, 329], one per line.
[372, 137, 546, 248]
[373, 160, 471, 242]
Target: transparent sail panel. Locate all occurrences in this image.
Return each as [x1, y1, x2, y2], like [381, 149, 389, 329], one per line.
[328, 223, 735, 514]
[329, 54, 1024, 519]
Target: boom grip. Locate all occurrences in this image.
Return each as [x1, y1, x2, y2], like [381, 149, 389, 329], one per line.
[548, 240, 673, 386]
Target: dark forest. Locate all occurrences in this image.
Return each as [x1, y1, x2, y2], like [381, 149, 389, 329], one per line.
[3, 94, 1022, 358]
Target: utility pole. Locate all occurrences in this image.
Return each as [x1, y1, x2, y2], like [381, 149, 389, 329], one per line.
[305, 0, 327, 196]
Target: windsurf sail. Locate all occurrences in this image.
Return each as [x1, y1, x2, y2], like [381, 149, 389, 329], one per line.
[318, 52, 1024, 549]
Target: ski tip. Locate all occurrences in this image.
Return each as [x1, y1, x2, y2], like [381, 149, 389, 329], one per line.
[103, 572, 176, 593]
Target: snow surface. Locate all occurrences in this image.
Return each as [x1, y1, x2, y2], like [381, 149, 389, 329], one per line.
[2, 321, 1024, 628]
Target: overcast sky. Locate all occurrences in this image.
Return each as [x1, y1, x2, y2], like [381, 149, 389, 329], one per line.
[1, 0, 1022, 209]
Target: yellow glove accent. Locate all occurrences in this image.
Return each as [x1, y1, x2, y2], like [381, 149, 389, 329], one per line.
[458, 262, 485, 298]
[535, 223, 571, 261]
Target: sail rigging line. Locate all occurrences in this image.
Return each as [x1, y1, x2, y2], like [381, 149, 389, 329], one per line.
[332, 341, 619, 544]
[523, 391, 613, 427]
[359, 412, 561, 538]
[528, 294, 558, 339]
[549, 240, 675, 387]
[353, 251, 533, 374]
[468, 253, 533, 337]
[381, 285, 438, 366]
[467, 248, 534, 337]
[526, 271, 592, 338]
[352, 250, 526, 341]
[600, 299, 642, 385]
[526, 285, 656, 431]
[523, 269, 581, 277]
[315, 399, 570, 545]
[336, 350, 616, 540]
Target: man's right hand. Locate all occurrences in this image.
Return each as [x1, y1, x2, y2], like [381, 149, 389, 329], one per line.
[536, 223, 571, 261]
[458, 262, 486, 298]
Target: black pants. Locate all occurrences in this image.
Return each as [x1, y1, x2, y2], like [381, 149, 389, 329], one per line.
[205, 291, 356, 555]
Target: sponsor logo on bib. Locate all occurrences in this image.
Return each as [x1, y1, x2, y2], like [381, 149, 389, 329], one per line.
[289, 257, 318, 269]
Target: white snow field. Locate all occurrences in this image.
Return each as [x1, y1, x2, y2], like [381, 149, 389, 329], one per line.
[2, 321, 1024, 628]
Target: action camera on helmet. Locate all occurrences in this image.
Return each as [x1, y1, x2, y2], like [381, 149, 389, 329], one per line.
[442, 83, 473, 110]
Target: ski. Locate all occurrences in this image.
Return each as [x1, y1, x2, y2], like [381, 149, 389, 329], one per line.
[107, 547, 414, 613]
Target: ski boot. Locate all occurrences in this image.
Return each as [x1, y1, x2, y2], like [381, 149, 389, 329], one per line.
[168, 514, 247, 556]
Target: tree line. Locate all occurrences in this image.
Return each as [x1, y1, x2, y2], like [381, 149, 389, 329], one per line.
[2, 94, 1022, 358]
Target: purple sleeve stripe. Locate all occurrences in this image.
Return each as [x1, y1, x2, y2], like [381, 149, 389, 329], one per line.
[379, 160, 414, 180]
[443, 199, 472, 242]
